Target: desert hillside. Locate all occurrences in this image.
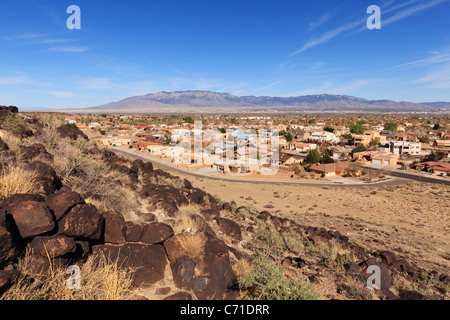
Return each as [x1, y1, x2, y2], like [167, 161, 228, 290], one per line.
[0, 106, 448, 300]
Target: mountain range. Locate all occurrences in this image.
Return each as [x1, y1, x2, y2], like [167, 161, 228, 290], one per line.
[66, 91, 450, 113]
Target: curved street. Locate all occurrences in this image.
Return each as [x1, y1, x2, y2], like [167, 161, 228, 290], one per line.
[110, 147, 422, 188]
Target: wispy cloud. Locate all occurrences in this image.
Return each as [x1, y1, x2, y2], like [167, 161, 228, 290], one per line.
[0, 76, 32, 85]
[219, 81, 248, 93]
[308, 13, 331, 31]
[383, 0, 447, 27]
[411, 63, 450, 89]
[48, 46, 89, 53]
[291, 18, 365, 56]
[47, 91, 76, 98]
[382, 51, 450, 71]
[255, 80, 283, 93]
[291, 0, 448, 56]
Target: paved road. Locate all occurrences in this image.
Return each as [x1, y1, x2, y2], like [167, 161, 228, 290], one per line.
[367, 167, 450, 186]
[111, 147, 415, 188]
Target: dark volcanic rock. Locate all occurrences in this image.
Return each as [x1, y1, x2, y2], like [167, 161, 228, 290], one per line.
[0, 211, 19, 267]
[140, 222, 174, 245]
[30, 235, 77, 258]
[57, 204, 104, 241]
[20, 144, 54, 162]
[45, 190, 84, 221]
[28, 161, 62, 195]
[102, 211, 127, 244]
[215, 217, 242, 240]
[92, 243, 168, 287]
[7, 201, 55, 238]
[125, 221, 145, 242]
[163, 291, 193, 300]
[57, 125, 88, 140]
[0, 270, 20, 296]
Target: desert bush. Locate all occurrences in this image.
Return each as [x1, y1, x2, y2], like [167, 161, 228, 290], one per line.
[0, 164, 39, 202]
[252, 219, 287, 260]
[1, 113, 28, 137]
[305, 239, 349, 270]
[178, 233, 206, 259]
[281, 231, 305, 253]
[1, 249, 135, 300]
[239, 252, 320, 300]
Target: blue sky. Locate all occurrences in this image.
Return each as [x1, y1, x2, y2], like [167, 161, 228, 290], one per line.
[1, 0, 450, 110]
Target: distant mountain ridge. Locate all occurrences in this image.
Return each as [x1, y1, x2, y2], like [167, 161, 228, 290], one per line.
[80, 90, 450, 113]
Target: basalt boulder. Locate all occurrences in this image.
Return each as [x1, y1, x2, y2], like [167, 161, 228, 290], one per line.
[92, 243, 168, 287]
[57, 204, 104, 241]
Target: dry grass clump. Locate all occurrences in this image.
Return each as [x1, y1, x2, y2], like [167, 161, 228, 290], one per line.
[178, 233, 206, 259]
[232, 258, 254, 279]
[172, 204, 204, 234]
[0, 164, 39, 202]
[1, 249, 135, 300]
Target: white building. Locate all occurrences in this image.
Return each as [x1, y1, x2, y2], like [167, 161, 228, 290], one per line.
[308, 131, 339, 143]
[380, 140, 422, 155]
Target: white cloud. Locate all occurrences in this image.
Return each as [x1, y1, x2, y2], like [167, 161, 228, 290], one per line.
[412, 63, 450, 88]
[48, 91, 76, 98]
[0, 76, 32, 85]
[48, 46, 89, 53]
[292, 0, 448, 55]
[308, 13, 331, 31]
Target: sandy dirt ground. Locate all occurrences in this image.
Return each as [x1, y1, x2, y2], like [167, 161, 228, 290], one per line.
[163, 166, 450, 275]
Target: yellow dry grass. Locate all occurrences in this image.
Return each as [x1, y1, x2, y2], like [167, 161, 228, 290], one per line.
[178, 233, 206, 259]
[172, 204, 203, 234]
[0, 164, 40, 202]
[1, 249, 136, 300]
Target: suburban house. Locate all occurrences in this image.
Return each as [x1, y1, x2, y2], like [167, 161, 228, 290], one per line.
[308, 162, 361, 177]
[434, 140, 450, 148]
[353, 151, 400, 166]
[212, 160, 260, 174]
[278, 153, 305, 165]
[380, 140, 422, 155]
[414, 161, 450, 175]
[394, 132, 418, 142]
[308, 131, 339, 143]
[330, 146, 353, 161]
[285, 141, 317, 152]
[101, 137, 133, 147]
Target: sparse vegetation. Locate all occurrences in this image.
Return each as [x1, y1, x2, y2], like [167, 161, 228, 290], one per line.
[0, 164, 39, 202]
[1, 249, 135, 300]
[239, 252, 320, 300]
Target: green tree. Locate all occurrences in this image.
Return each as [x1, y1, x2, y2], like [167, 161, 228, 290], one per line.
[286, 132, 293, 142]
[183, 116, 194, 124]
[164, 132, 172, 144]
[384, 122, 398, 132]
[351, 144, 367, 155]
[308, 119, 317, 125]
[320, 149, 334, 164]
[349, 123, 365, 134]
[304, 149, 321, 164]
[425, 151, 437, 162]
[323, 126, 334, 133]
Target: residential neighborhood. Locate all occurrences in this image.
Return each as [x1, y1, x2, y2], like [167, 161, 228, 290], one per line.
[55, 113, 450, 181]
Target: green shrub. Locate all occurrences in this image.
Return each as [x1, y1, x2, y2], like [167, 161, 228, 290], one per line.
[239, 252, 320, 300]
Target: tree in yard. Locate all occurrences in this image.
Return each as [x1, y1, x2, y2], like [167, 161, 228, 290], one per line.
[304, 149, 321, 164]
[425, 151, 437, 162]
[286, 132, 293, 142]
[384, 122, 398, 132]
[349, 123, 365, 135]
[183, 116, 194, 124]
[351, 144, 367, 155]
